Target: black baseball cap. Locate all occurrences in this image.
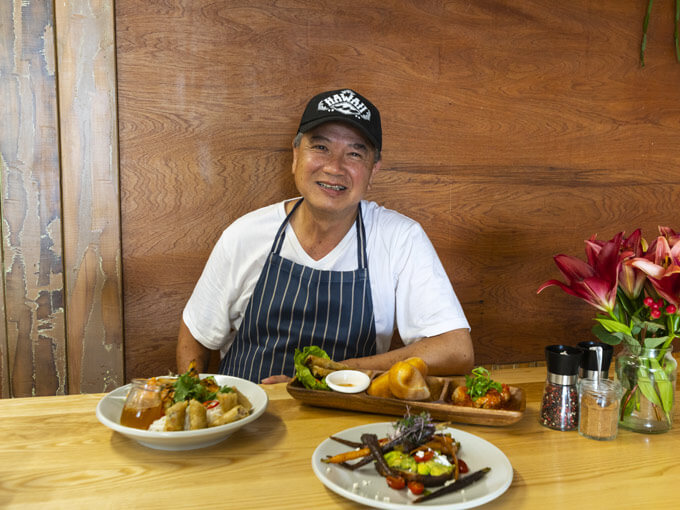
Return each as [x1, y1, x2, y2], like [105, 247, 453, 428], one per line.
[297, 88, 382, 151]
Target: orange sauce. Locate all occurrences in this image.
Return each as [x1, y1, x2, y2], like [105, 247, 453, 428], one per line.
[120, 404, 164, 430]
[337, 383, 355, 387]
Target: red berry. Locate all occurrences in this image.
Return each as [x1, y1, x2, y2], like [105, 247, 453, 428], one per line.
[644, 297, 654, 307]
[651, 309, 662, 319]
[666, 305, 677, 314]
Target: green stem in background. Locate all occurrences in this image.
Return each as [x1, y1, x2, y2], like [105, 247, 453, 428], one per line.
[641, 0, 654, 67]
[661, 313, 678, 350]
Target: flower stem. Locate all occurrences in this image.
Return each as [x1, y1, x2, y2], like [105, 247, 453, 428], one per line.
[621, 385, 637, 419]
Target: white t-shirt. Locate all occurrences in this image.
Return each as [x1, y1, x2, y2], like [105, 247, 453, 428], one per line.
[183, 199, 469, 358]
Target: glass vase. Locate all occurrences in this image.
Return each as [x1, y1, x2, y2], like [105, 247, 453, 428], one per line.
[615, 345, 677, 434]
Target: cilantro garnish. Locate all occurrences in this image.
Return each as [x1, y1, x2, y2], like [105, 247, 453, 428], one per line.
[172, 371, 230, 403]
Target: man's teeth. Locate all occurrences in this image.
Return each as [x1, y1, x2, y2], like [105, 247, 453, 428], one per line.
[318, 182, 346, 191]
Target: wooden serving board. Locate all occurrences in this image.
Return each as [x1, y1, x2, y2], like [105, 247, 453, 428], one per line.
[286, 374, 526, 426]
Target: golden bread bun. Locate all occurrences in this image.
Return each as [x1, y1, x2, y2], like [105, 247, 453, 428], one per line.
[425, 376, 443, 400]
[404, 357, 428, 377]
[388, 361, 431, 401]
[366, 371, 393, 398]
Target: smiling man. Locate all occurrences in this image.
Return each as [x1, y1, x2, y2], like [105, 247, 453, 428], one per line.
[177, 88, 474, 383]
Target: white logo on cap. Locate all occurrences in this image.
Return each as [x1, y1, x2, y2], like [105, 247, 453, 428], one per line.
[317, 89, 371, 121]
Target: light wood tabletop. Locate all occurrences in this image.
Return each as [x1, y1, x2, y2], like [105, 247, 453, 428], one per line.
[1, 365, 678, 509]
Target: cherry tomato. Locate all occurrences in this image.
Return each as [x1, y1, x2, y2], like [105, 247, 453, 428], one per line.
[386, 475, 406, 490]
[414, 450, 435, 463]
[458, 459, 469, 473]
[407, 481, 425, 495]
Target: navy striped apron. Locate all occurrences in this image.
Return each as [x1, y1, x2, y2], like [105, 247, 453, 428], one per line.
[218, 199, 377, 382]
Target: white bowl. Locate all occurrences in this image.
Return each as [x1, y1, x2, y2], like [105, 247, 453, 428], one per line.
[325, 370, 370, 394]
[96, 374, 268, 450]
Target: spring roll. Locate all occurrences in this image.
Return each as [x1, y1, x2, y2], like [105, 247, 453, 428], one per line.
[209, 405, 249, 427]
[188, 399, 208, 430]
[305, 355, 349, 371]
[164, 400, 188, 431]
[218, 390, 238, 412]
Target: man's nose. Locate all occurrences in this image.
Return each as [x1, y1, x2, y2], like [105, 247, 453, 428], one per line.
[323, 152, 345, 173]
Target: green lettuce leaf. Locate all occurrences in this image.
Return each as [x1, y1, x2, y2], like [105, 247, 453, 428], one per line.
[294, 346, 331, 390]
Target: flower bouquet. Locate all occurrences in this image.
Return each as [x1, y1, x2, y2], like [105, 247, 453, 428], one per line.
[537, 226, 679, 433]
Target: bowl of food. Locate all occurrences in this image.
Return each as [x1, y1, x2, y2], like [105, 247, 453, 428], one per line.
[96, 368, 268, 450]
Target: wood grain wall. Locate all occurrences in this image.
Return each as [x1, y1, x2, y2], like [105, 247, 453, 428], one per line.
[117, 0, 680, 381]
[2, 0, 679, 396]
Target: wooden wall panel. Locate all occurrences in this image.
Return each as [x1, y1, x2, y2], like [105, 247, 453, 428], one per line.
[0, 0, 66, 397]
[116, 0, 680, 380]
[56, 0, 124, 393]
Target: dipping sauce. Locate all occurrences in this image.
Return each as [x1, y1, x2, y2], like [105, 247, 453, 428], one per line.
[325, 370, 370, 393]
[120, 379, 164, 430]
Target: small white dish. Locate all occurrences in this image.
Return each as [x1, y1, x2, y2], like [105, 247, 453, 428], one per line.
[96, 374, 268, 450]
[325, 370, 370, 394]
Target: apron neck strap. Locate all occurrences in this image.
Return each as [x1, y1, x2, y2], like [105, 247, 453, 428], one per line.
[272, 199, 368, 269]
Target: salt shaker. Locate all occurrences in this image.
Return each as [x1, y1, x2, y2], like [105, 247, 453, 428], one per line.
[540, 345, 583, 431]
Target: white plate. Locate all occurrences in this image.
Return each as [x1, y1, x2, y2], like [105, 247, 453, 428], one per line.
[96, 374, 268, 450]
[326, 370, 371, 393]
[311, 423, 513, 509]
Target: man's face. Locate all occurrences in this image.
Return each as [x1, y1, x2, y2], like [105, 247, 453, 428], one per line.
[291, 122, 381, 219]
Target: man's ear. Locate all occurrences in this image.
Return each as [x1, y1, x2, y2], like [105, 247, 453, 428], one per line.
[291, 144, 299, 175]
[368, 159, 382, 185]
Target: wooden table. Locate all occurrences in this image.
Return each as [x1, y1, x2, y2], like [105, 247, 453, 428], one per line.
[1, 366, 678, 509]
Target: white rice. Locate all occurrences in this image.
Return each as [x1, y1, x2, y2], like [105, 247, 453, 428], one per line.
[147, 411, 194, 431]
[148, 416, 167, 432]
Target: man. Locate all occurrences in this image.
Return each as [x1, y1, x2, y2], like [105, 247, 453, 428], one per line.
[177, 88, 474, 383]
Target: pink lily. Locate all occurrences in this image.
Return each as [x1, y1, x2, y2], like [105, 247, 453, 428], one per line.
[538, 238, 621, 313]
[629, 234, 680, 306]
[619, 229, 647, 299]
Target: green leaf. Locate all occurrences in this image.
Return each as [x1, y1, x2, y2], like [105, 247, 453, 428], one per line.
[591, 324, 622, 345]
[172, 371, 215, 403]
[634, 319, 665, 333]
[636, 371, 663, 409]
[644, 336, 669, 348]
[649, 357, 674, 418]
[595, 317, 632, 335]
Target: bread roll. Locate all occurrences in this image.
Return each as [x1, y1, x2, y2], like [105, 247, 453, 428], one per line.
[404, 357, 428, 377]
[367, 371, 393, 398]
[388, 361, 431, 401]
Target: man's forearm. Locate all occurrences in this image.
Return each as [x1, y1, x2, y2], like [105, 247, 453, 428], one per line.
[176, 319, 211, 373]
[342, 328, 474, 375]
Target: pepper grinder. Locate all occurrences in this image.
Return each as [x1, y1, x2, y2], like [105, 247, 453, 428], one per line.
[577, 340, 614, 381]
[540, 345, 583, 431]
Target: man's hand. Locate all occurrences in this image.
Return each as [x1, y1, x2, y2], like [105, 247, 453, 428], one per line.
[260, 374, 292, 384]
